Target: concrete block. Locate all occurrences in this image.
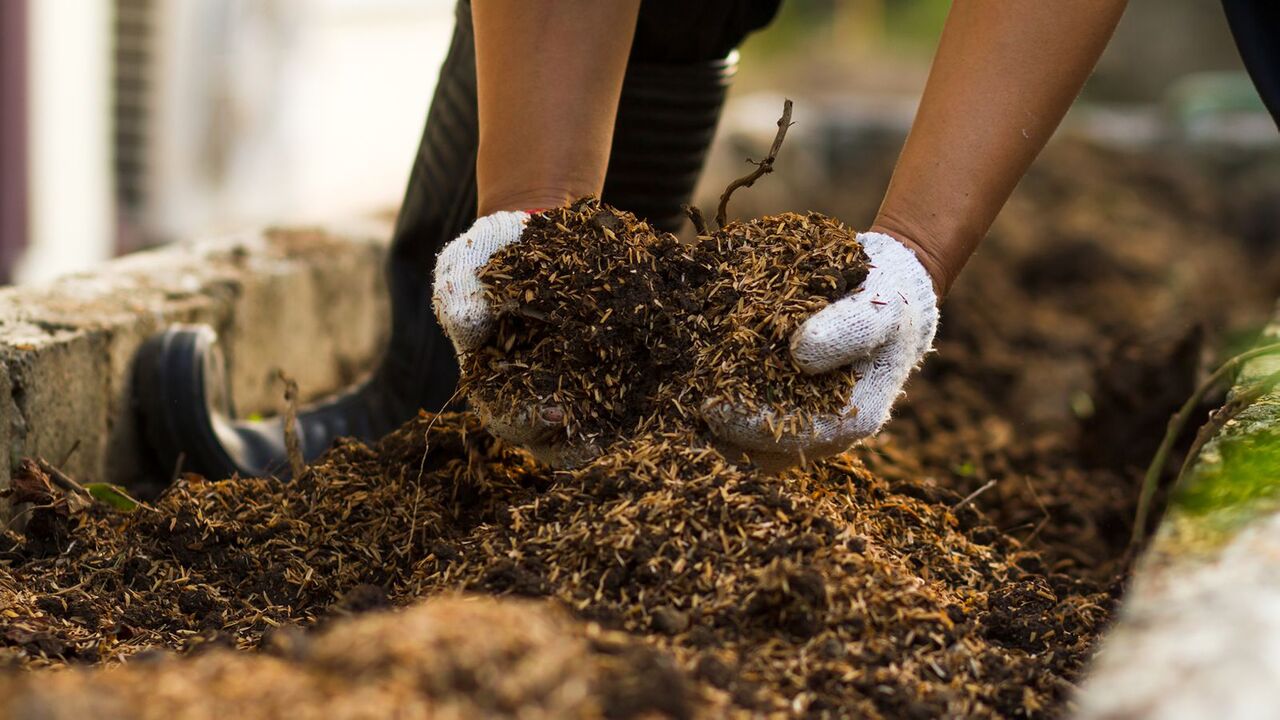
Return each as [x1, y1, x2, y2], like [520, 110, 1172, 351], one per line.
[0, 219, 392, 509]
[0, 324, 111, 492]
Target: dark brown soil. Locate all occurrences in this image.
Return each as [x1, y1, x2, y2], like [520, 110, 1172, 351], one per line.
[0, 140, 1274, 718]
[0, 416, 1107, 717]
[466, 197, 868, 447]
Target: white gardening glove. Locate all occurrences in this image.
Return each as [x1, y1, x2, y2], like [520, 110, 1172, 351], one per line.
[702, 231, 939, 469]
[432, 211, 577, 465]
[433, 211, 529, 354]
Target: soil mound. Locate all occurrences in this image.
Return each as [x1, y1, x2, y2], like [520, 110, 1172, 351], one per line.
[0, 413, 1107, 717]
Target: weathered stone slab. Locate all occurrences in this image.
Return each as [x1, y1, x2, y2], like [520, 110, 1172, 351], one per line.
[1077, 304, 1280, 719]
[0, 219, 391, 498]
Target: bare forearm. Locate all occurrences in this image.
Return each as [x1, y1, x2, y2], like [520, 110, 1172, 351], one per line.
[473, 1, 641, 216]
[873, 0, 1127, 295]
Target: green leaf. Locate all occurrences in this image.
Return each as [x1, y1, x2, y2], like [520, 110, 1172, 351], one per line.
[83, 483, 140, 512]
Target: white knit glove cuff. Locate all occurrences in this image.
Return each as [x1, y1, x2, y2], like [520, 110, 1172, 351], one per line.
[432, 211, 530, 354]
[432, 210, 596, 469]
[704, 231, 939, 465]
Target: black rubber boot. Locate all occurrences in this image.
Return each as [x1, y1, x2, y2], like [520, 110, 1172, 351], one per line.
[134, 3, 740, 480]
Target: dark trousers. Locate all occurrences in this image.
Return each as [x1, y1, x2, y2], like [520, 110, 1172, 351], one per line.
[385, 0, 780, 411]
[1223, 0, 1280, 127]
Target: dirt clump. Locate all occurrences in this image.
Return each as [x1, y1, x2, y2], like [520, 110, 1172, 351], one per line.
[465, 196, 868, 449]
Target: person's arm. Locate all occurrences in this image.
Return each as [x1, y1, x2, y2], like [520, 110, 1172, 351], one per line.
[436, 3, 641, 466]
[873, 1, 1129, 296]
[473, 1, 642, 217]
[710, 2, 1129, 468]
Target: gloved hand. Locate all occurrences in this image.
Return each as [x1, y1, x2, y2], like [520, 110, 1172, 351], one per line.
[702, 231, 939, 469]
[432, 210, 579, 465]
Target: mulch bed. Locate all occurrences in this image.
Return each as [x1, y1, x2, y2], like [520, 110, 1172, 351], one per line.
[0, 139, 1275, 718]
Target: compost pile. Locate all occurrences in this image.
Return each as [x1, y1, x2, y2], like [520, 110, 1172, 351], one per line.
[0, 415, 1106, 718]
[465, 196, 868, 447]
[0, 138, 1274, 719]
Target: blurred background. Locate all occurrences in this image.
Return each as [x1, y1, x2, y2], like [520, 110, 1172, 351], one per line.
[0, 0, 1273, 284]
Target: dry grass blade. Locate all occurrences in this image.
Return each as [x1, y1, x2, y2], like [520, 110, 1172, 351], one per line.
[683, 204, 710, 236]
[1131, 342, 1280, 547]
[279, 370, 306, 479]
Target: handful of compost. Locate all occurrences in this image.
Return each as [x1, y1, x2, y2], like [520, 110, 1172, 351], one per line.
[432, 103, 937, 469]
[434, 197, 937, 469]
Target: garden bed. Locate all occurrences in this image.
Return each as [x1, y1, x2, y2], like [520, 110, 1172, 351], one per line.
[0, 140, 1276, 718]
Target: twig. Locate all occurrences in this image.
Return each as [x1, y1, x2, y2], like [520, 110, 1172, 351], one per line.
[58, 440, 82, 468]
[404, 479, 423, 558]
[170, 451, 186, 485]
[278, 370, 305, 480]
[1131, 342, 1280, 547]
[422, 384, 464, 473]
[1022, 476, 1052, 544]
[405, 385, 464, 559]
[1172, 370, 1280, 487]
[954, 479, 997, 511]
[715, 99, 794, 229]
[35, 458, 90, 498]
[683, 204, 709, 236]
[19, 460, 92, 516]
[4, 502, 59, 531]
